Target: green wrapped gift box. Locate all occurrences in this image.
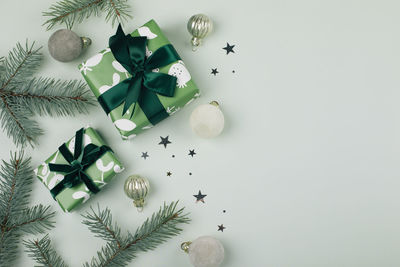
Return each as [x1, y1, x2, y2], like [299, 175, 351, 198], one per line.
[79, 19, 200, 139]
[34, 127, 124, 212]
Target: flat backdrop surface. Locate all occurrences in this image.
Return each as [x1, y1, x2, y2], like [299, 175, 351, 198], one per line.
[1, 0, 400, 266]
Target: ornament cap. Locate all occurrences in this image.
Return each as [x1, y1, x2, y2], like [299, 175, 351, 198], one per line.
[210, 101, 219, 107]
[191, 37, 201, 51]
[81, 37, 92, 49]
[181, 241, 192, 253]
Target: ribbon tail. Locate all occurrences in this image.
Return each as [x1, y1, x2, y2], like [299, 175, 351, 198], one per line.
[123, 75, 143, 115]
[138, 85, 169, 125]
[80, 172, 100, 194]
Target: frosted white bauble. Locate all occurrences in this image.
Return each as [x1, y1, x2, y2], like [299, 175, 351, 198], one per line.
[190, 102, 224, 138]
[188, 236, 225, 267]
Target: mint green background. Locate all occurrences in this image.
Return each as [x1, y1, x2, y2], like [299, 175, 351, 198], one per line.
[79, 19, 199, 138]
[2, 0, 400, 266]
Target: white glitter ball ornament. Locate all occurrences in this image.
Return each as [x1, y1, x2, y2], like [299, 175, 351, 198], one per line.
[182, 236, 225, 267]
[190, 101, 225, 138]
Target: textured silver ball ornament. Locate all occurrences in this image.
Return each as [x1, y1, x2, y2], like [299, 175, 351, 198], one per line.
[48, 29, 91, 62]
[187, 14, 213, 51]
[123, 175, 150, 212]
[181, 236, 225, 267]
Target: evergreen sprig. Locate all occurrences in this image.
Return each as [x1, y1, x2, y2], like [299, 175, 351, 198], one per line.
[0, 41, 96, 147]
[24, 234, 68, 267]
[25, 202, 190, 267]
[43, 0, 132, 31]
[0, 152, 55, 266]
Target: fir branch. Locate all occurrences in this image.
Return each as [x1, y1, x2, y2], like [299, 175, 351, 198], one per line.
[0, 152, 55, 266]
[0, 97, 43, 146]
[24, 234, 69, 267]
[1, 41, 41, 91]
[8, 205, 55, 234]
[0, 41, 95, 147]
[4, 78, 96, 117]
[82, 205, 123, 247]
[83, 202, 190, 267]
[43, 0, 132, 30]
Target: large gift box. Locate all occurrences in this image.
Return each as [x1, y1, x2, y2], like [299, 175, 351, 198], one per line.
[34, 127, 124, 212]
[79, 19, 200, 139]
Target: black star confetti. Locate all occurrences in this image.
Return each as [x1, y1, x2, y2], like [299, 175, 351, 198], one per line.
[211, 68, 219, 76]
[167, 171, 172, 177]
[189, 172, 192, 176]
[141, 152, 149, 160]
[223, 43, 235, 54]
[232, 70, 235, 73]
[172, 155, 175, 158]
[193, 190, 207, 203]
[218, 224, 226, 232]
[188, 149, 196, 157]
[223, 210, 226, 213]
[159, 136, 171, 148]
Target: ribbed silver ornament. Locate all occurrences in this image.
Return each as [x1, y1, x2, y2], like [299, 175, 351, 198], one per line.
[187, 14, 213, 51]
[123, 175, 150, 211]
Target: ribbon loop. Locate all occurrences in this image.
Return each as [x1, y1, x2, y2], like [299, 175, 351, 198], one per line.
[98, 24, 181, 124]
[48, 128, 112, 199]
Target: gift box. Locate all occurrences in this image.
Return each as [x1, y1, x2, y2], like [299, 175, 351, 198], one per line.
[34, 127, 124, 212]
[79, 19, 200, 140]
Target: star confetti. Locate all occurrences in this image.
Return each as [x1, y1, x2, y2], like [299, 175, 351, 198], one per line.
[223, 43, 235, 54]
[193, 190, 207, 203]
[217, 224, 226, 232]
[141, 152, 149, 160]
[159, 136, 171, 148]
[188, 149, 196, 157]
[211, 68, 219, 76]
[167, 171, 172, 177]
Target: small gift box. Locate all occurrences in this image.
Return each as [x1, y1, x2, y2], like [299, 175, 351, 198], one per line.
[79, 19, 200, 139]
[35, 127, 124, 212]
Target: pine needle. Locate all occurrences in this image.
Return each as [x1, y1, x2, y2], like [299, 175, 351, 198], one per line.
[24, 202, 190, 267]
[0, 152, 55, 266]
[43, 0, 132, 30]
[0, 41, 96, 147]
[24, 234, 69, 267]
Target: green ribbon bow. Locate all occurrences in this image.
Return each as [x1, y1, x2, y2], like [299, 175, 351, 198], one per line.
[48, 128, 111, 198]
[98, 24, 181, 124]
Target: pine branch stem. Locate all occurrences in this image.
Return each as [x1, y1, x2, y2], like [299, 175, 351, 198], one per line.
[0, 96, 33, 142]
[93, 213, 122, 248]
[33, 240, 53, 267]
[0, 157, 20, 254]
[0, 90, 89, 102]
[99, 211, 180, 267]
[1, 46, 34, 90]
[5, 216, 50, 233]
[108, 0, 120, 17]
[50, 0, 103, 23]
[1, 157, 20, 227]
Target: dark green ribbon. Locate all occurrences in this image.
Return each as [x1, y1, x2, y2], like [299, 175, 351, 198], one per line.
[48, 128, 111, 198]
[98, 24, 180, 124]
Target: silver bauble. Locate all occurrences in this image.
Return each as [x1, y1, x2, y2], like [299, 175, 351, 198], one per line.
[187, 14, 213, 51]
[123, 175, 150, 211]
[48, 29, 91, 62]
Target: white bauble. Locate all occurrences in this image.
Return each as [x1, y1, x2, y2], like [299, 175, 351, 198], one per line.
[188, 236, 225, 267]
[190, 102, 224, 138]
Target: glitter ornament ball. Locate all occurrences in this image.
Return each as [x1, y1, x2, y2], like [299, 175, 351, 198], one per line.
[48, 29, 91, 62]
[182, 236, 225, 267]
[190, 101, 225, 138]
[123, 175, 150, 211]
[187, 14, 213, 51]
